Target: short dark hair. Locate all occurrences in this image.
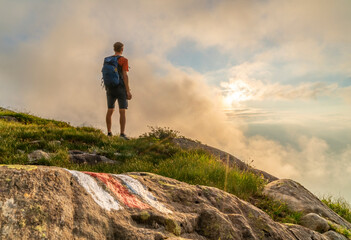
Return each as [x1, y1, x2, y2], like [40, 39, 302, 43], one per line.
[113, 42, 124, 52]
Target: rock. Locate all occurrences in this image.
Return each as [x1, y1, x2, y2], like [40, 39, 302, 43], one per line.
[68, 150, 115, 164]
[0, 116, 19, 122]
[154, 233, 167, 240]
[196, 208, 243, 239]
[0, 107, 15, 112]
[0, 165, 330, 240]
[286, 224, 329, 240]
[263, 179, 351, 230]
[49, 140, 61, 145]
[173, 138, 278, 182]
[323, 230, 348, 240]
[17, 150, 25, 154]
[27, 150, 50, 163]
[131, 211, 181, 235]
[300, 213, 330, 233]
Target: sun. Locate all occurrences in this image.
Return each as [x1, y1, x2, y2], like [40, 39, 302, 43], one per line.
[222, 80, 254, 106]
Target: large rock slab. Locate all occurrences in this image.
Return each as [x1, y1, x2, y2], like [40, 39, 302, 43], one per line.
[0, 165, 327, 240]
[263, 179, 351, 230]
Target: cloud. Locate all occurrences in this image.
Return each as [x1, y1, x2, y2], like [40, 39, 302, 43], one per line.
[338, 86, 351, 105]
[0, 0, 247, 148]
[222, 79, 338, 101]
[239, 132, 351, 201]
[219, 62, 339, 108]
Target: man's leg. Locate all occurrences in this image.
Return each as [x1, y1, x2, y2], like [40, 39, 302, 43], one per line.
[119, 109, 126, 134]
[106, 108, 114, 133]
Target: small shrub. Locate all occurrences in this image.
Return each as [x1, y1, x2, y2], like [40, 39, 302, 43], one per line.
[140, 126, 180, 140]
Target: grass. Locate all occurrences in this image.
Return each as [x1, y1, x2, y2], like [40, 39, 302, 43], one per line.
[250, 194, 302, 224]
[322, 196, 351, 224]
[156, 150, 266, 200]
[0, 113, 263, 199]
[0, 110, 302, 223]
[0, 109, 70, 127]
[328, 221, 351, 239]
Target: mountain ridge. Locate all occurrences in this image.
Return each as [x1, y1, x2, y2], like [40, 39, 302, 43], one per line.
[0, 107, 350, 239]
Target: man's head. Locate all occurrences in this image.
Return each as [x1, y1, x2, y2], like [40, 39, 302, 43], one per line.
[114, 42, 124, 54]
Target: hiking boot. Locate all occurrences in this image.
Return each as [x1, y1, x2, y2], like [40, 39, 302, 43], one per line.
[119, 133, 130, 140]
[107, 132, 113, 137]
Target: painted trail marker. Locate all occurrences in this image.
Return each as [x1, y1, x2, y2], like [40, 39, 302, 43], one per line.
[115, 174, 172, 214]
[66, 169, 172, 213]
[84, 172, 150, 210]
[67, 170, 122, 211]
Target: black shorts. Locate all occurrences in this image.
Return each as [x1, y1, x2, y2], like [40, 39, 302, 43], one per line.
[106, 85, 128, 109]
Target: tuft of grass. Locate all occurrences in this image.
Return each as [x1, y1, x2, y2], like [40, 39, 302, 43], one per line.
[250, 194, 303, 224]
[322, 196, 351, 224]
[156, 150, 266, 200]
[328, 221, 351, 239]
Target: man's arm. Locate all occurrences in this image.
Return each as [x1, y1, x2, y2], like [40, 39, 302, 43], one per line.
[123, 70, 132, 100]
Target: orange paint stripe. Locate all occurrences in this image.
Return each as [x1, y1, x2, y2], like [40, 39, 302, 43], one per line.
[84, 172, 150, 209]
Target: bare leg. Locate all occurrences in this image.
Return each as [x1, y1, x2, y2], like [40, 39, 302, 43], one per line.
[119, 109, 126, 134]
[106, 108, 114, 133]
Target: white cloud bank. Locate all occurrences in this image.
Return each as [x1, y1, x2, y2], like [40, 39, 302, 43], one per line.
[220, 63, 340, 106]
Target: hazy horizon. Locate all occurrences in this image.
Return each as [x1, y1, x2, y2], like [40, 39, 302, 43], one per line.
[1, 0, 350, 202]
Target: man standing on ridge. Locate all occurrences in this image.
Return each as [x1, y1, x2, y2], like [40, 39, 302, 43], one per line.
[105, 42, 132, 140]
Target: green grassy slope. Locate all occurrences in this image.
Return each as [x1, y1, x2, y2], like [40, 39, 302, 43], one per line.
[0, 108, 309, 224]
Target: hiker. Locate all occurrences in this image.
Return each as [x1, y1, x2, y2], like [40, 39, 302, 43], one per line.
[103, 42, 132, 139]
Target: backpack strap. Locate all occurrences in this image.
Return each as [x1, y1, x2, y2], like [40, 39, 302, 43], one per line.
[115, 55, 121, 64]
[115, 56, 124, 81]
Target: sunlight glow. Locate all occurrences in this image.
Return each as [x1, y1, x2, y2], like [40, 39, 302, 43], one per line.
[221, 80, 255, 106]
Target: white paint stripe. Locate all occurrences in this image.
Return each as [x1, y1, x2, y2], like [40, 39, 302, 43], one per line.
[67, 170, 122, 211]
[115, 174, 172, 214]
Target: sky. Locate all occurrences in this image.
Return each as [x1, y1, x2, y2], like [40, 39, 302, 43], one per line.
[0, 0, 350, 201]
